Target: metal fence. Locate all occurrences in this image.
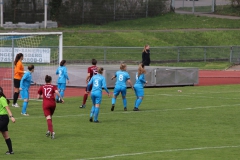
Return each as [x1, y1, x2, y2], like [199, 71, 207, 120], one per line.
[2, 0, 171, 25]
[63, 46, 240, 64]
[174, 0, 225, 13]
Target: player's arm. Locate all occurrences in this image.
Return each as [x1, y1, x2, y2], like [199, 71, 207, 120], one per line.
[87, 78, 93, 92]
[19, 74, 27, 90]
[55, 90, 64, 103]
[102, 78, 110, 97]
[16, 63, 25, 74]
[64, 68, 70, 83]
[127, 79, 134, 90]
[139, 74, 147, 84]
[111, 73, 117, 80]
[3, 99, 15, 123]
[37, 88, 42, 99]
[85, 73, 90, 83]
[56, 68, 59, 75]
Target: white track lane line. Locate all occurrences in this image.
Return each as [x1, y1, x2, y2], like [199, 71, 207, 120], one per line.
[14, 103, 240, 120]
[77, 145, 240, 160]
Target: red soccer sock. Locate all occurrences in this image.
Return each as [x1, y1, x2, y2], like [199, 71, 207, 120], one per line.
[47, 119, 53, 133]
[83, 94, 88, 105]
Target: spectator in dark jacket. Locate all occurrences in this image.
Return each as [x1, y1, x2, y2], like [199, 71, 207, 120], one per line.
[142, 44, 150, 66]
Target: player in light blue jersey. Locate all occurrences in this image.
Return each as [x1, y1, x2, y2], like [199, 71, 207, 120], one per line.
[111, 63, 133, 111]
[87, 67, 110, 123]
[20, 65, 35, 116]
[56, 60, 69, 103]
[133, 64, 148, 111]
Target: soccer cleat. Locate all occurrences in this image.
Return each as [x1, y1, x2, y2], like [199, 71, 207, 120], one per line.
[5, 151, 14, 155]
[79, 104, 86, 108]
[21, 113, 29, 116]
[12, 103, 20, 107]
[56, 99, 59, 103]
[51, 132, 55, 139]
[89, 117, 93, 122]
[133, 107, 139, 111]
[124, 107, 127, 111]
[93, 120, 99, 123]
[46, 131, 50, 137]
[111, 104, 115, 111]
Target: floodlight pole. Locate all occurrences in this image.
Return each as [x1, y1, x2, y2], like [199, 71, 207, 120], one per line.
[0, 0, 3, 27]
[44, 0, 48, 28]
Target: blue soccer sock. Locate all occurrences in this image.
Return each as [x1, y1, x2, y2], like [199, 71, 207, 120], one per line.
[122, 98, 127, 108]
[21, 101, 28, 114]
[134, 98, 138, 107]
[90, 106, 95, 117]
[135, 98, 142, 108]
[112, 97, 116, 105]
[94, 107, 99, 121]
[60, 90, 64, 98]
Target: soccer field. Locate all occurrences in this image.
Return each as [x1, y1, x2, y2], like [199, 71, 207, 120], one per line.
[1, 85, 240, 159]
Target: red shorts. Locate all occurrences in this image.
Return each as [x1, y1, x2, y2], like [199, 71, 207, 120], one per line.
[85, 84, 93, 92]
[43, 105, 56, 117]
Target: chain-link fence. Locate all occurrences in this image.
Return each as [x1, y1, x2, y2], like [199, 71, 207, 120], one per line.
[3, 0, 171, 25]
[62, 46, 240, 64]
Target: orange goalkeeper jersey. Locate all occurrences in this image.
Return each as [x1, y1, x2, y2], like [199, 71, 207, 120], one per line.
[14, 61, 24, 80]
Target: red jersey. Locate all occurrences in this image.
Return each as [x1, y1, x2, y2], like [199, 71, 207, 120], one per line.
[38, 84, 58, 107]
[88, 65, 98, 79]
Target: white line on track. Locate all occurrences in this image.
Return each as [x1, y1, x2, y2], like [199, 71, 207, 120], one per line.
[14, 103, 240, 120]
[77, 145, 240, 160]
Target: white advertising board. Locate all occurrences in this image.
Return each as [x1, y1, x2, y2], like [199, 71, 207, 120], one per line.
[0, 47, 51, 63]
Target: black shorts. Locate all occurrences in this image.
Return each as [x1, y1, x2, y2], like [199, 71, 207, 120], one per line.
[0, 115, 9, 132]
[14, 79, 21, 88]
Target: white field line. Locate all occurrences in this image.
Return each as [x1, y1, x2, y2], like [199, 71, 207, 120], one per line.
[14, 103, 240, 120]
[77, 145, 240, 160]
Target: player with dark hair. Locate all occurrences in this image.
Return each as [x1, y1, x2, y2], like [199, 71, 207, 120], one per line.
[87, 67, 110, 122]
[37, 75, 64, 139]
[56, 60, 69, 103]
[13, 53, 25, 107]
[80, 59, 98, 108]
[0, 87, 16, 154]
[133, 63, 148, 111]
[20, 64, 35, 116]
[111, 63, 133, 111]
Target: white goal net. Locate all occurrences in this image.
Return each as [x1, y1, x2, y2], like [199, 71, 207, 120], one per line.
[0, 32, 63, 100]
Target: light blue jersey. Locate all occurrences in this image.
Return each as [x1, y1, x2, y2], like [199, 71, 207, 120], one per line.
[114, 70, 130, 87]
[20, 71, 33, 91]
[87, 74, 109, 94]
[134, 73, 146, 88]
[56, 66, 69, 84]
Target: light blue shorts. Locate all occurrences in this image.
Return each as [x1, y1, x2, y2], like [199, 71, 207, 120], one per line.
[20, 89, 29, 99]
[91, 92, 102, 105]
[113, 85, 127, 97]
[134, 86, 144, 97]
[57, 83, 66, 90]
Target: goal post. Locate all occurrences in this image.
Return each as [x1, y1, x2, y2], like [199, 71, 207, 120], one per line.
[0, 32, 63, 100]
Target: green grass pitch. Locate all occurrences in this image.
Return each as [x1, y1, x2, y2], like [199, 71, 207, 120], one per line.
[1, 85, 240, 159]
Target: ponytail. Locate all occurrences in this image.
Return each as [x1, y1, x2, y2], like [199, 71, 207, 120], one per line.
[142, 44, 149, 53]
[138, 63, 146, 77]
[0, 87, 10, 105]
[14, 53, 23, 65]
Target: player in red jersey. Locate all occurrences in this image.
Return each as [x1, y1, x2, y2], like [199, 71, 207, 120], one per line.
[37, 75, 64, 139]
[80, 59, 98, 108]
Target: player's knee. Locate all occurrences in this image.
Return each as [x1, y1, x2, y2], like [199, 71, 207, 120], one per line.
[24, 99, 29, 102]
[139, 96, 143, 100]
[122, 96, 126, 99]
[46, 115, 51, 119]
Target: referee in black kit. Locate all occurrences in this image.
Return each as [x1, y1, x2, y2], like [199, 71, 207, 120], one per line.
[0, 87, 15, 155]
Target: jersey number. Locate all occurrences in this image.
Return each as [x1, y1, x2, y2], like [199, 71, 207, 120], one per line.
[94, 80, 99, 87]
[119, 74, 123, 81]
[44, 88, 52, 98]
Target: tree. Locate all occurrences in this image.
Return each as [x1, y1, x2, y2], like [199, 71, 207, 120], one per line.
[49, 0, 62, 21]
